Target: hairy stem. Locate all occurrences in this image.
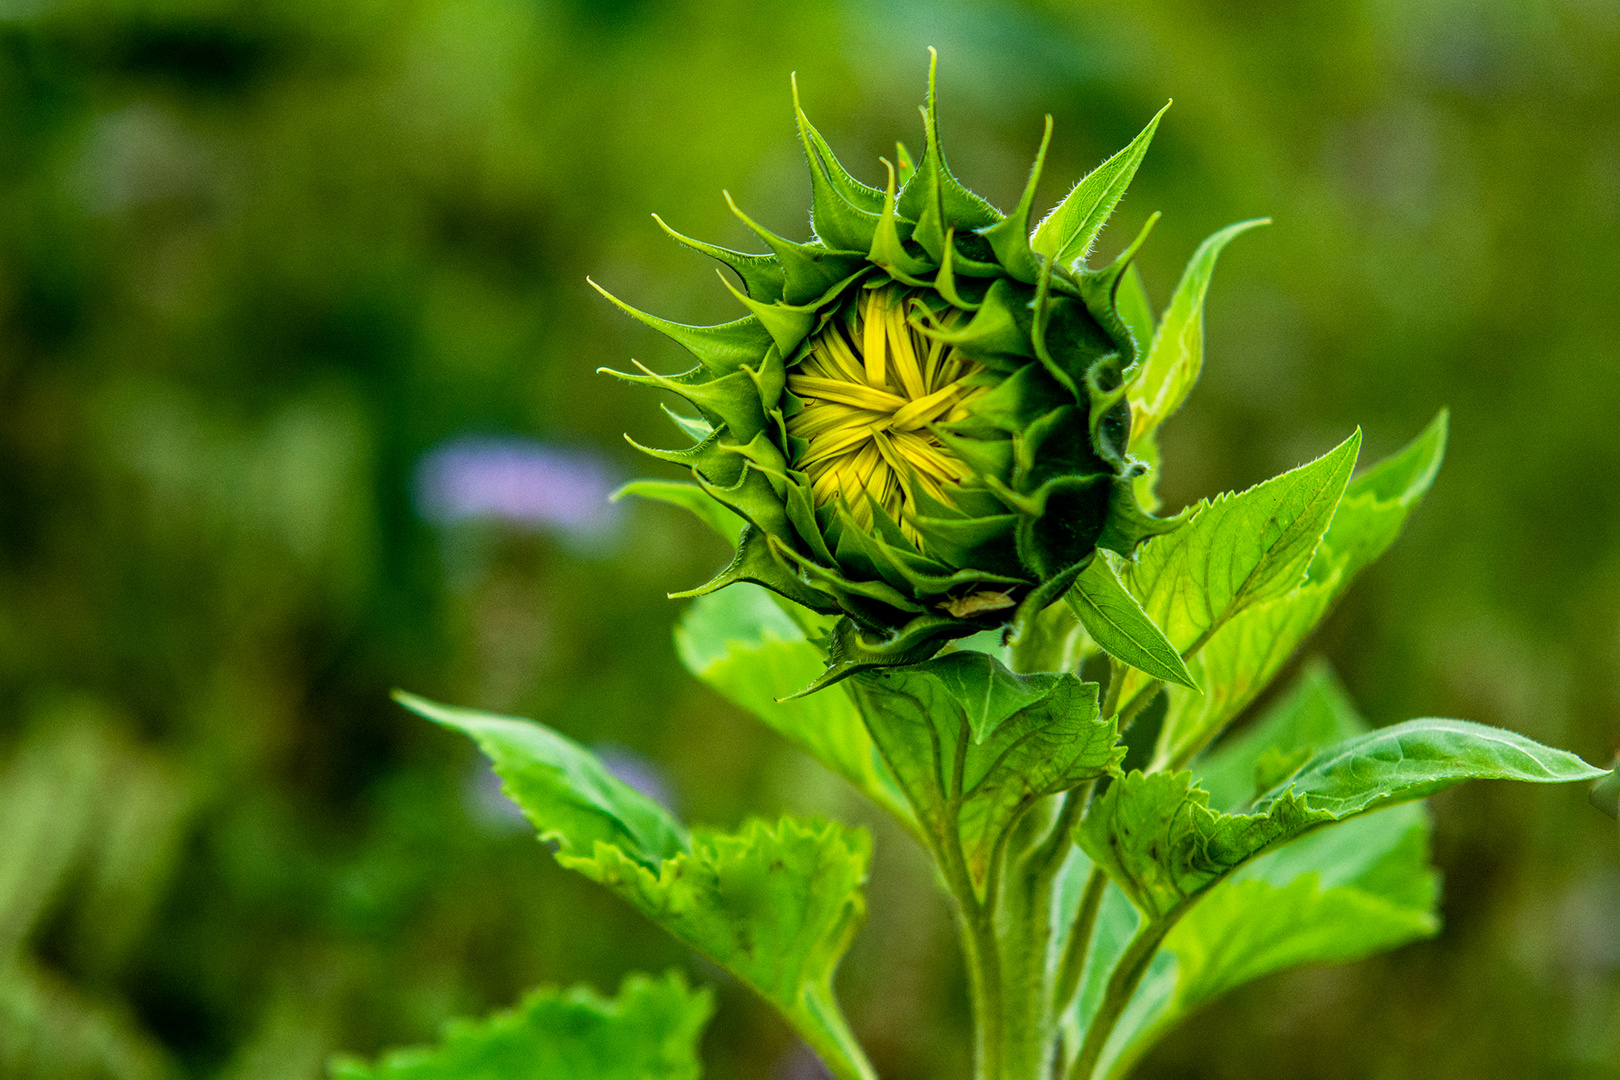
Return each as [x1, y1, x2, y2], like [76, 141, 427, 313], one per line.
[1100, 660, 1126, 721]
[1114, 679, 1162, 734]
[937, 715, 1004, 1080]
[946, 842, 1002, 1080]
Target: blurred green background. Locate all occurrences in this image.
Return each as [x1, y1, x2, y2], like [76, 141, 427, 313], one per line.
[1, 0, 1616, 1077]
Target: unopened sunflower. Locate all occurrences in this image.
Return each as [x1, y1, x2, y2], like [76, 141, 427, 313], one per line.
[599, 52, 1177, 682]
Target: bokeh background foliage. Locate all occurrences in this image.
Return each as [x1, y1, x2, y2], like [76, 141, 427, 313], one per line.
[0, 0, 1616, 1077]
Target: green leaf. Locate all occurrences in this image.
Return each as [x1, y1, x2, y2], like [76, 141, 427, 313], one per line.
[848, 652, 1121, 894]
[394, 693, 687, 867]
[1127, 219, 1268, 443]
[1031, 103, 1170, 268]
[1258, 717, 1610, 817]
[792, 78, 882, 253]
[1067, 556, 1196, 690]
[570, 819, 873, 1080]
[674, 587, 913, 827]
[614, 479, 745, 547]
[1066, 669, 1449, 1078]
[653, 212, 785, 304]
[1078, 770, 1329, 920]
[1079, 805, 1440, 1080]
[588, 280, 774, 378]
[1084, 715, 1600, 922]
[329, 972, 713, 1080]
[1172, 804, 1439, 1006]
[1114, 430, 1361, 712]
[398, 694, 877, 1080]
[1150, 414, 1448, 768]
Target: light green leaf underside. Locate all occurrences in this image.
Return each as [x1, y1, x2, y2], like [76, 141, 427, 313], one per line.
[329, 972, 712, 1080]
[848, 652, 1121, 895]
[396, 694, 877, 1080]
[614, 478, 745, 547]
[1115, 429, 1362, 714]
[1067, 555, 1196, 689]
[1032, 103, 1170, 268]
[675, 585, 912, 827]
[1151, 411, 1449, 769]
[394, 693, 687, 865]
[1259, 716, 1609, 817]
[1128, 219, 1268, 443]
[1082, 708, 1600, 923]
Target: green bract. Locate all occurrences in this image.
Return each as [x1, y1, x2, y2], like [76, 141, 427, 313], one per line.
[597, 52, 1180, 680]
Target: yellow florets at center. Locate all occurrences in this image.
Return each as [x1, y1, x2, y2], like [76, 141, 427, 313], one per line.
[786, 286, 985, 550]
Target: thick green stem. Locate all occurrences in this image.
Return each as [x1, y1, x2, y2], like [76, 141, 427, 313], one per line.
[990, 792, 1085, 1080]
[935, 716, 1005, 1080]
[961, 902, 1005, 1080]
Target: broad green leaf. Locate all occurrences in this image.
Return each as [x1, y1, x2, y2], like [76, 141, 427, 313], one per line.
[1085, 716, 1600, 922]
[1167, 812, 1437, 1007]
[1114, 431, 1361, 712]
[1031, 103, 1169, 268]
[674, 586, 912, 827]
[329, 972, 712, 1080]
[1067, 556, 1196, 690]
[394, 693, 687, 867]
[569, 818, 872, 1080]
[848, 652, 1121, 894]
[1151, 414, 1448, 768]
[1078, 770, 1328, 919]
[613, 479, 744, 546]
[1064, 669, 1446, 1077]
[398, 695, 877, 1080]
[1258, 717, 1610, 817]
[1193, 659, 1364, 811]
[1128, 219, 1268, 443]
[1082, 805, 1439, 1080]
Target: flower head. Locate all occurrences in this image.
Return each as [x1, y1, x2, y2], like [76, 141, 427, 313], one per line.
[788, 286, 983, 548]
[598, 52, 1177, 682]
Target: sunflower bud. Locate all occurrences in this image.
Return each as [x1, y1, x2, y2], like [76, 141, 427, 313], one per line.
[599, 52, 1177, 681]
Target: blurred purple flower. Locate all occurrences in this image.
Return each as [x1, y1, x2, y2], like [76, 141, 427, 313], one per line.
[594, 744, 675, 812]
[415, 436, 620, 537]
[773, 1046, 835, 1080]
